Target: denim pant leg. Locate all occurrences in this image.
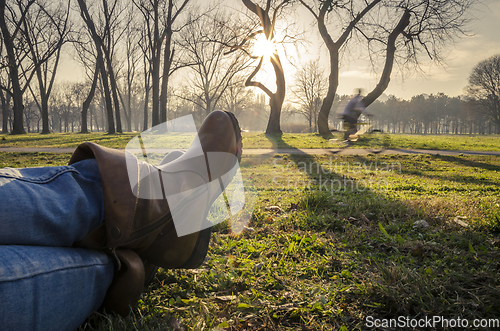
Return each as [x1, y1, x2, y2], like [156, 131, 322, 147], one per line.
[0, 159, 104, 246]
[0, 160, 113, 330]
[0, 245, 114, 331]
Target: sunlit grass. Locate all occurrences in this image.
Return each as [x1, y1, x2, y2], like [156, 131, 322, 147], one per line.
[1, 132, 499, 151]
[0, 132, 136, 148]
[0, 132, 197, 149]
[2, 152, 499, 330]
[242, 133, 500, 151]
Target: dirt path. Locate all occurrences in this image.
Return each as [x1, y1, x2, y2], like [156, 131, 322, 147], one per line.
[1, 147, 499, 156]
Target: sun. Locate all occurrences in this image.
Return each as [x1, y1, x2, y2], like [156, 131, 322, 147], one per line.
[252, 33, 276, 59]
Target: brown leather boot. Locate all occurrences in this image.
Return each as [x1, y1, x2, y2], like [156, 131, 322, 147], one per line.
[140, 111, 242, 268]
[70, 111, 242, 270]
[101, 249, 145, 316]
[142, 149, 183, 285]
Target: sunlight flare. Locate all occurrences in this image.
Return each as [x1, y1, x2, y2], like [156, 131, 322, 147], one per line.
[252, 33, 276, 59]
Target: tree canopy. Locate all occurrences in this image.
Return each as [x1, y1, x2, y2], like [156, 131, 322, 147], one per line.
[467, 54, 500, 130]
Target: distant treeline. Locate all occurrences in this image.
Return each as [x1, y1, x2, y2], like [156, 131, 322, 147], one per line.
[2, 88, 497, 135]
[320, 93, 498, 135]
[0, 82, 272, 134]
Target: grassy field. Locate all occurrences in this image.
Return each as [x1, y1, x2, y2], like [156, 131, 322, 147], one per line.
[0, 132, 136, 148]
[243, 133, 500, 151]
[1, 151, 499, 330]
[1, 131, 499, 151]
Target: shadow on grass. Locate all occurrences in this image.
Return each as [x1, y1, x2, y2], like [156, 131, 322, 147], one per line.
[354, 154, 500, 190]
[249, 134, 500, 323]
[78, 134, 500, 330]
[435, 154, 500, 172]
[262, 133, 417, 226]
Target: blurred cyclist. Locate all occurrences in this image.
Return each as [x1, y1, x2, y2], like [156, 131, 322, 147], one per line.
[341, 89, 372, 141]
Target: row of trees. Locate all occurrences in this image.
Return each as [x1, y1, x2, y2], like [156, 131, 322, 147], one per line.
[7, 74, 498, 136]
[1, 79, 272, 133]
[0, 0, 489, 136]
[332, 93, 498, 135]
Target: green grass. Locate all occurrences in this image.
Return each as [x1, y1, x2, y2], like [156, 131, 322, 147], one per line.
[242, 133, 500, 151]
[2, 151, 499, 330]
[0, 152, 71, 167]
[1, 132, 499, 151]
[376, 134, 500, 152]
[241, 133, 335, 149]
[0, 132, 137, 148]
[0, 132, 198, 150]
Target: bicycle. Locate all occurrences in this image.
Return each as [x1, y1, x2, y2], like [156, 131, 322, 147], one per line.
[329, 116, 389, 154]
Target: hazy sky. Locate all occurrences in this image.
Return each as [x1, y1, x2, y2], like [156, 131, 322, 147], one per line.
[288, 0, 500, 100]
[58, 0, 500, 101]
[351, 0, 500, 99]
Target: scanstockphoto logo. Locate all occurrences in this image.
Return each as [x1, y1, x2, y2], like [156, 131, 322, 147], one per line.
[124, 114, 256, 237]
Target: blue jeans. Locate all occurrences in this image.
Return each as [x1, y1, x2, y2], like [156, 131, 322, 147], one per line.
[0, 159, 115, 330]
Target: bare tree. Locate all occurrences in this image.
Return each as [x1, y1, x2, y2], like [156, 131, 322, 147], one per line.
[74, 0, 127, 133]
[133, 0, 191, 127]
[299, 0, 389, 136]
[49, 81, 86, 132]
[229, 0, 292, 135]
[79, 64, 99, 133]
[466, 54, 500, 133]
[100, 0, 128, 133]
[76, 0, 116, 133]
[0, 0, 36, 134]
[72, 13, 100, 133]
[300, 0, 477, 137]
[21, 0, 71, 134]
[116, 5, 141, 132]
[219, 75, 254, 117]
[0, 73, 11, 133]
[179, 12, 250, 116]
[138, 25, 152, 130]
[291, 58, 327, 132]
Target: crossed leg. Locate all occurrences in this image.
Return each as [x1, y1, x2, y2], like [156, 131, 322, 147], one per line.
[0, 159, 114, 330]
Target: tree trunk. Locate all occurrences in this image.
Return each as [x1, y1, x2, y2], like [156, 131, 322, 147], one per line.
[102, 0, 122, 133]
[126, 89, 132, 132]
[244, 55, 285, 135]
[0, 0, 25, 134]
[265, 95, 282, 134]
[98, 58, 115, 133]
[81, 66, 99, 133]
[143, 54, 150, 131]
[1, 89, 8, 133]
[143, 89, 149, 131]
[265, 54, 285, 135]
[33, 62, 50, 134]
[362, 10, 410, 108]
[205, 97, 212, 117]
[242, 0, 285, 135]
[77, 0, 115, 134]
[151, 0, 161, 127]
[309, 111, 312, 133]
[152, 56, 161, 126]
[40, 48, 62, 134]
[317, 47, 339, 137]
[103, 50, 122, 133]
[160, 35, 172, 123]
[160, 1, 173, 124]
[314, 5, 338, 137]
[107, 61, 122, 133]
